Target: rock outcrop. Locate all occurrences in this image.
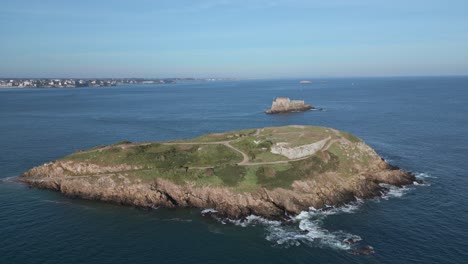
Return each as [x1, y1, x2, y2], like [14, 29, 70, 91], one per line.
[265, 97, 314, 114]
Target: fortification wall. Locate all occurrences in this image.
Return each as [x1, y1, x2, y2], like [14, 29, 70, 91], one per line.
[271, 136, 331, 159]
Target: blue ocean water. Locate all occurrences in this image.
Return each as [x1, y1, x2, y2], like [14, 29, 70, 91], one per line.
[0, 77, 467, 264]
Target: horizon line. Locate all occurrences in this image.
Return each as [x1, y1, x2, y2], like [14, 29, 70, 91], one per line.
[1, 74, 467, 80]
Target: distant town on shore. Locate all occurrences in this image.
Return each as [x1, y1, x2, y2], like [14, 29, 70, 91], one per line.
[0, 78, 235, 88]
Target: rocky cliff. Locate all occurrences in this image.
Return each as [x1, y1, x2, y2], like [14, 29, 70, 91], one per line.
[18, 126, 416, 220]
[265, 97, 314, 114]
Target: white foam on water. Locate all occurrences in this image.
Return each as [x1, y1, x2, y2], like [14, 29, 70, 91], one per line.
[304, 199, 364, 217]
[412, 172, 435, 186]
[201, 208, 218, 214]
[203, 185, 419, 251]
[204, 199, 366, 251]
[264, 206, 363, 250]
[415, 172, 436, 179]
[413, 181, 431, 187]
[223, 214, 282, 227]
[379, 184, 414, 200]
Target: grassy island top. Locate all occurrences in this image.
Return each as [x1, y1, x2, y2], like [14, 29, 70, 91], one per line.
[60, 125, 372, 191]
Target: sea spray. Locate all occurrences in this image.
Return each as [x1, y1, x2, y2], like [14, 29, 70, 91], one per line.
[201, 183, 419, 251]
[380, 183, 414, 199]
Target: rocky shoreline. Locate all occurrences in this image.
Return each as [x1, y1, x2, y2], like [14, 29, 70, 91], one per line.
[16, 160, 416, 220]
[265, 104, 314, 114]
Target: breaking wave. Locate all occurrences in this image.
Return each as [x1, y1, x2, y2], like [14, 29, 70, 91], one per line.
[380, 184, 414, 199]
[201, 208, 218, 215]
[415, 172, 436, 179]
[224, 215, 282, 227]
[201, 183, 419, 251]
[413, 172, 435, 186]
[265, 203, 364, 250]
[200, 200, 366, 251]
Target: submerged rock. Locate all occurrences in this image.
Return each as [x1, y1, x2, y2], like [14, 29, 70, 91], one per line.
[352, 246, 375, 255]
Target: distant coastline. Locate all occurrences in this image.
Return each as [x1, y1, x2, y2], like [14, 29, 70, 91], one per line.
[0, 78, 237, 89]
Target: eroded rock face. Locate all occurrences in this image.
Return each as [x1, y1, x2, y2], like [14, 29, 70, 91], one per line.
[265, 97, 314, 114]
[18, 160, 414, 220]
[21, 161, 141, 178]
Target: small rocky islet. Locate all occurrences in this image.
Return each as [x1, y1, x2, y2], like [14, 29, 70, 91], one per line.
[18, 125, 416, 220]
[265, 97, 315, 114]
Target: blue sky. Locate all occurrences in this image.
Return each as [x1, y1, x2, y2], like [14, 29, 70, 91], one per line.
[1, 0, 467, 78]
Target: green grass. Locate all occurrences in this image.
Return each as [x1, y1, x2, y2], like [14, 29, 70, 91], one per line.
[56, 125, 376, 191]
[327, 142, 364, 176]
[195, 174, 225, 187]
[214, 164, 247, 187]
[257, 126, 332, 148]
[171, 129, 257, 143]
[193, 144, 243, 166]
[256, 153, 339, 189]
[340, 131, 362, 143]
[236, 166, 260, 192]
[127, 167, 209, 184]
[62, 143, 242, 169]
[253, 152, 287, 162]
[231, 137, 288, 162]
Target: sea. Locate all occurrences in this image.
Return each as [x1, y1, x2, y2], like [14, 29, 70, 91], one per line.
[1, 77, 467, 264]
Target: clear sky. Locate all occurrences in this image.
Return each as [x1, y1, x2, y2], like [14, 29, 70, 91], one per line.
[1, 0, 467, 78]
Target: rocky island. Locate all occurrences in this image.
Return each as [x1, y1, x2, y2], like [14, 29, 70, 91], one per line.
[18, 126, 415, 220]
[265, 97, 315, 114]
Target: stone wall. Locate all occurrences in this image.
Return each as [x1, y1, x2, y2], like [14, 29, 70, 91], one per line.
[271, 136, 331, 159]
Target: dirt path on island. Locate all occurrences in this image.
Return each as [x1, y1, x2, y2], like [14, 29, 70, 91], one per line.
[77, 128, 339, 168]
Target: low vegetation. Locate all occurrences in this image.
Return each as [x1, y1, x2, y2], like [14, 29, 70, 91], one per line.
[59, 125, 377, 192]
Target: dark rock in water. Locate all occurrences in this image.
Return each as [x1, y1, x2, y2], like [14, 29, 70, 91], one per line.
[415, 179, 424, 185]
[352, 246, 375, 255]
[344, 238, 357, 245]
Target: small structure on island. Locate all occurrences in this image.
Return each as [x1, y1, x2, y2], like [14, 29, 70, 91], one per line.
[265, 97, 314, 114]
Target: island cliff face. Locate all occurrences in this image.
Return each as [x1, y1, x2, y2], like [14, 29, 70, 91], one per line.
[18, 126, 415, 220]
[265, 97, 314, 114]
